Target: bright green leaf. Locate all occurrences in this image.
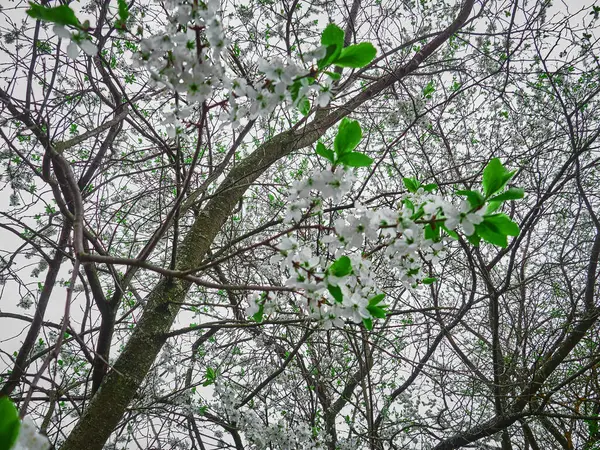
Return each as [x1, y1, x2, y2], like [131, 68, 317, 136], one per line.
[203, 367, 217, 386]
[475, 214, 519, 248]
[424, 223, 441, 241]
[334, 118, 362, 155]
[328, 284, 343, 303]
[367, 304, 386, 319]
[337, 152, 373, 167]
[118, 0, 129, 22]
[321, 23, 344, 47]
[27, 3, 80, 27]
[289, 80, 301, 101]
[315, 142, 335, 163]
[456, 189, 485, 208]
[488, 187, 524, 203]
[410, 205, 425, 221]
[0, 397, 20, 450]
[369, 293, 385, 306]
[403, 177, 420, 193]
[423, 183, 438, 193]
[441, 223, 459, 239]
[319, 23, 344, 68]
[422, 80, 435, 98]
[320, 45, 340, 69]
[422, 277, 437, 284]
[115, 0, 129, 29]
[325, 71, 341, 80]
[482, 158, 516, 197]
[298, 97, 310, 116]
[334, 42, 377, 68]
[475, 221, 507, 247]
[486, 200, 502, 214]
[485, 213, 520, 236]
[329, 256, 352, 277]
[251, 303, 265, 323]
[362, 318, 373, 330]
[467, 232, 481, 247]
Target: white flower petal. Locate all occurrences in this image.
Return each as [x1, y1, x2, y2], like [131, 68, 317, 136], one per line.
[53, 25, 72, 39]
[79, 39, 98, 56]
[14, 417, 50, 450]
[462, 220, 475, 236]
[467, 212, 484, 225]
[66, 41, 79, 59]
[445, 217, 458, 230]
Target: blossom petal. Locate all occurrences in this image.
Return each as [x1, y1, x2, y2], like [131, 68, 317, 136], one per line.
[79, 40, 98, 56]
[66, 41, 79, 59]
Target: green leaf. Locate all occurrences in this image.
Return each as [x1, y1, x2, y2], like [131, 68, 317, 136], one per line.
[366, 304, 386, 319]
[441, 223, 459, 239]
[475, 221, 507, 247]
[329, 256, 352, 277]
[203, 367, 217, 386]
[423, 183, 438, 193]
[424, 223, 440, 241]
[334, 118, 362, 155]
[0, 397, 20, 450]
[334, 42, 377, 68]
[337, 152, 373, 167]
[467, 232, 481, 247]
[586, 414, 599, 438]
[422, 277, 437, 285]
[118, 0, 129, 22]
[116, 0, 129, 29]
[251, 303, 265, 323]
[482, 158, 516, 198]
[321, 24, 344, 47]
[486, 200, 502, 214]
[328, 284, 343, 303]
[475, 214, 519, 248]
[403, 177, 420, 193]
[485, 213, 520, 236]
[320, 46, 340, 69]
[324, 71, 341, 80]
[456, 189, 485, 208]
[27, 3, 80, 27]
[488, 187, 524, 203]
[368, 293, 385, 306]
[362, 318, 373, 330]
[289, 80, 302, 102]
[422, 80, 435, 99]
[319, 23, 344, 68]
[298, 97, 310, 116]
[410, 205, 425, 221]
[315, 142, 335, 163]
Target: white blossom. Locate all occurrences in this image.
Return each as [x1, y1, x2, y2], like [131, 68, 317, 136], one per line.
[12, 417, 50, 450]
[445, 200, 484, 236]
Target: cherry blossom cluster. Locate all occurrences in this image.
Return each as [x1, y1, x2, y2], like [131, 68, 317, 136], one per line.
[38, 0, 369, 133]
[283, 167, 356, 223]
[249, 162, 492, 330]
[136, 0, 338, 132]
[135, 0, 227, 136]
[213, 382, 328, 449]
[53, 25, 98, 59]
